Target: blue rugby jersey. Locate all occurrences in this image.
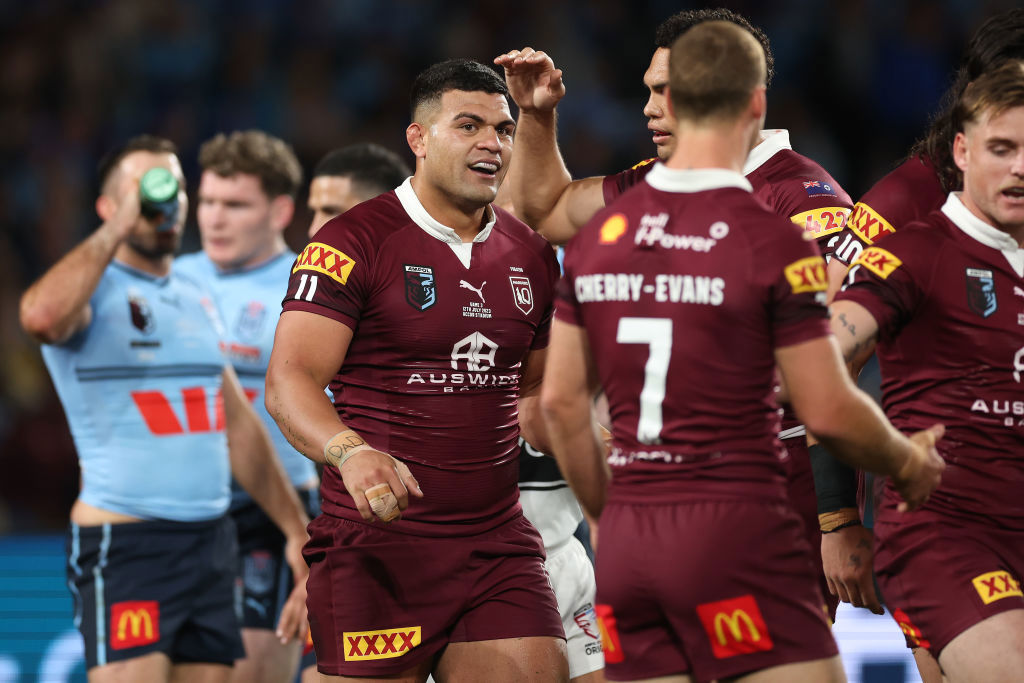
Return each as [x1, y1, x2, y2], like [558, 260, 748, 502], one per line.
[175, 250, 317, 506]
[42, 261, 231, 521]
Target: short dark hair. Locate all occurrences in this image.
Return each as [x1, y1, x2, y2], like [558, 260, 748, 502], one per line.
[912, 8, 1024, 192]
[669, 21, 766, 123]
[97, 135, 177, 194]
[655, 8, 774, 88]
[410, 59, 508, 121]
[312, 143, 411, 197]
[199, 130, 303, 198]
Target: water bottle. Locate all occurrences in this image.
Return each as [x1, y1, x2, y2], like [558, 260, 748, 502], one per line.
[139, 167, 180, 232]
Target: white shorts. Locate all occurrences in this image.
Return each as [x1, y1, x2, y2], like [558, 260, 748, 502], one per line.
[547, 535, 604, 678]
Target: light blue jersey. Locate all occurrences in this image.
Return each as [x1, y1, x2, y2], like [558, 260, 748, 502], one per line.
[41, 262, 231, 521]
[175, 250, 316, 504]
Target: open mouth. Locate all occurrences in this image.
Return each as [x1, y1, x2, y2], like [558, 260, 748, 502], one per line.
[469, 161, 500, 178]
[650, 130, 672, 145]
[1002, 187, 1024, 199]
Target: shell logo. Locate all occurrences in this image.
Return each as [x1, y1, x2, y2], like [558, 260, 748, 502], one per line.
[600, 214, 628, 244]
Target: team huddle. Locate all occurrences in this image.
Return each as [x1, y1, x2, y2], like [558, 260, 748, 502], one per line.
[18, 6, 1024, 683]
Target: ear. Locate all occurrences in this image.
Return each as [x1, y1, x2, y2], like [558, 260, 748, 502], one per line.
[96, 194, 115, 222]
[749, 86, 767, 123]
[953, 131, 969, 174]
[407, 122, 427, 159]
[269, 195, 295, 232]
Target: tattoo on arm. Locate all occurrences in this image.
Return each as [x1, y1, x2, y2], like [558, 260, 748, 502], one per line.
[836, 312, 868, 364]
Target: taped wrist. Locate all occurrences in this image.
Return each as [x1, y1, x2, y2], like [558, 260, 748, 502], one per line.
[323, 429, 374, 469]
[809, 442, 858, 514]
[819, 509, 861, 533]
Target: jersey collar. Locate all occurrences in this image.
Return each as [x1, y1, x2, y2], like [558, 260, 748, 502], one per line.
[943, 193, 1024, 277]
[645, 163, 752, 194]
[395, 177, 496, 245]
[742, 129, 791, 175]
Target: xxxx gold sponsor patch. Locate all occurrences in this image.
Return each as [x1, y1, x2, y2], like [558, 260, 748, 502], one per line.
[854, 247, 902, 279]
[630, 157, 656, 171]
[293, 242, 356, 284]
[344, 626, 421, 661]
[784, 256, 828, 294]
[600, 214, 628, 244]
[972, 571, 1023, 605]
[848, 202, 895, 245]
[790, 207, 850, 238]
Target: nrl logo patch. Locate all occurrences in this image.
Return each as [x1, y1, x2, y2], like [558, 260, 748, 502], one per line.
[404, 265, 436, 311]
[509, 276, 534, 315]
[965, 267, 997, 318]
[128, 293, 155, 335]
[235, 301, 266, 340]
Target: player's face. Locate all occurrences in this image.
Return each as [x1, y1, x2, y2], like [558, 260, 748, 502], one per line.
[955, 105, 1024, 236]
[117, 151, 187, 259]
[307, 175, 363, 238]
[197, 171, 288, 270]
[420, 89, 515, 209]
[643, 48, 677, 161]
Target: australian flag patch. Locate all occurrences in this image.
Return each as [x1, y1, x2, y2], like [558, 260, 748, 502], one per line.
[965, 267, 997, 317]
[803, 180, 837, 197]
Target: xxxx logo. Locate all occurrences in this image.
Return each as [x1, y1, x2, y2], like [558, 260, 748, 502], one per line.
[847, 202, 895, 245]
[854, 246, 902, 280]
[293, 242, 356, 284]
[783, 256, 828, 294]
[972, 571, 1023, 605]
[343, 626, 421, 661]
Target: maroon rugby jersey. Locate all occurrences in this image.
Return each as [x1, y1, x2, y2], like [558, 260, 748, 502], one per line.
[559, 164, 831, 500]
[831, 155, 947, 266]
[283, 179, 560, 535]
[835, 194, 1024, 528]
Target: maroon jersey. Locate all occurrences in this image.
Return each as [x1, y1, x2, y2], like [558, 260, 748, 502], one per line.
[283, 180, 559, 536]
[835, 195, 1024, 529]
[558, 164, 831, 500]
[831, 155, 947, 266]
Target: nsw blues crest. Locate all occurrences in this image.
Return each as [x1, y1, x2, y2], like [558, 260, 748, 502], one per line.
[404, 264, 436, 311]
[965, 267, 997, 318]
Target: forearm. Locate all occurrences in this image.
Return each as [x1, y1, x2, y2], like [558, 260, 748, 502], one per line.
[19, 222, 125, 343]
[809, 388, 910, 478]
[808, 441, 860, 529]
[265, 365, 352, 465]
[507, 110, 573, 229]
[544, 402, 609, 518]
[519, 394, 552, 454]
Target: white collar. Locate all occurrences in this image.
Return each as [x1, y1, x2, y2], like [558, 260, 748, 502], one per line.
[645, 163, 753, 194]
[394, 177, 495, 245]
[743, 129, 791, 175]
[942, 193, 1024, 277]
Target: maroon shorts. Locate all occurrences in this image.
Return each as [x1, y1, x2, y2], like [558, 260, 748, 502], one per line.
[303, 512, 564, 677]
[874, 506, 1024, 658]
[783, 434, 839, 621]
[595, 495, 837, 682]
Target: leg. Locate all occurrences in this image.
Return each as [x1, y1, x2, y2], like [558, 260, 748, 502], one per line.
[87, 651, 171, 683]
[729, 655, 845, 683]
[938, 610, 1024, 683]
[434, 636, 568, 683]
[607, 677, 693, 683]
[912, 646, 946, 683]
[316, 658, 432, 683]
[572, 670, 606, 683]
[230, 628, 302, 683]
[302, 663, 320, 682]
[170, 662, 232, 683]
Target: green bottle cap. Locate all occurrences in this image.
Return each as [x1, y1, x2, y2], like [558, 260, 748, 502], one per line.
[140, 167, 178, 203]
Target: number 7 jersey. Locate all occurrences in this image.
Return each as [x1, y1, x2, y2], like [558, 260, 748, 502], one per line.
[557, 164, 831, 498]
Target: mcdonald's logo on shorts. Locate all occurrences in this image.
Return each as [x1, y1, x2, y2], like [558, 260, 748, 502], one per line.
[343, 626, 421, 661]
[594, 604, 625, 663]
[696, 595, 774, 659]
[110, 601, 160, 650]
[972, 571, 1023, 605]
[293, 242, 356, 284]
[891, 607, 930, 649]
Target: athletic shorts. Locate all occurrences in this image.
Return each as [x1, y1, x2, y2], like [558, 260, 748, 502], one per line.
[304, 511, 564, 677]
[232, 488, 320, 631]
[783, 434, 839, 622]
[595, 496, 837, 682]
[874, 507, 1024, 658]
[67, 516, 244, 670]
[547, 536, 603, 678]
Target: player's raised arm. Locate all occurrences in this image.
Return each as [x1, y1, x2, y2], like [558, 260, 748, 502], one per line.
[495, 47, 606, 244]
[266, 310, 421, 524]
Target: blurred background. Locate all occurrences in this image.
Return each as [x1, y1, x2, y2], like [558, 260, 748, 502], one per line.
[0, 0, 1017, 679]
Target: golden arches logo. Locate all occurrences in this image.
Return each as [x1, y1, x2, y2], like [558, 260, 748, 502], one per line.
[712, 609, 761, 646]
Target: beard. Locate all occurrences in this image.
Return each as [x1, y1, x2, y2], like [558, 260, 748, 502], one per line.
[127, 230, 181, 260]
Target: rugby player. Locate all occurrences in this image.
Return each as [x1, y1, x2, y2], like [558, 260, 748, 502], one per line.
[496, 7, 853, 621]
[541, 22, 944, 683]
[175, 130, 317, 683]
[265, 59, 568, 682]
[18, 135, 310, 683]
[830, 60, 1024, 683]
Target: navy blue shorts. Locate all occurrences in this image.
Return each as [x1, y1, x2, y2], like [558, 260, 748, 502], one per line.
[231, 488, 320, 631]
[67, 516, 245, 670]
